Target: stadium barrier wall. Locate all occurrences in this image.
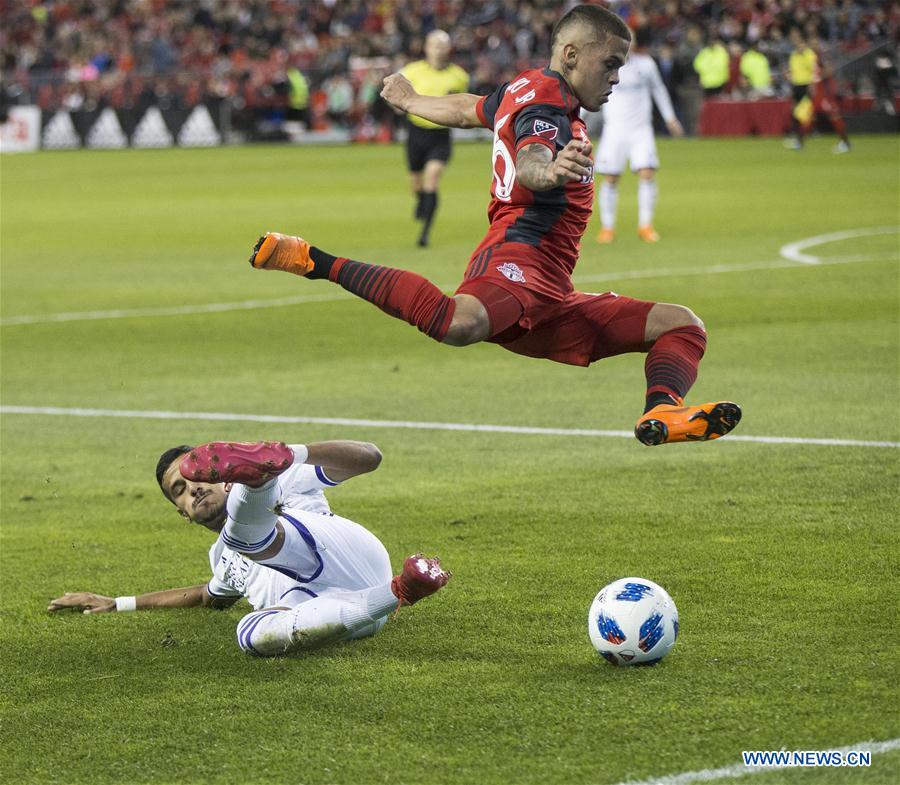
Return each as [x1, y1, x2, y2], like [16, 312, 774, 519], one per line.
[0, 104, 492, 153]
[0, 106, 42, 153]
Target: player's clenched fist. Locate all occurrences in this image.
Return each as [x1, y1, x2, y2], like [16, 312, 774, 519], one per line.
[552, 139, 594, 184]
[48, 591, 116, 614]
[381, 73, 417, 113]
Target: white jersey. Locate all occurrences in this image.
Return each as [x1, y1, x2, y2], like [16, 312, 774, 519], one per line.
[602, 52, 676, 129]
[206, 460, 340, 610]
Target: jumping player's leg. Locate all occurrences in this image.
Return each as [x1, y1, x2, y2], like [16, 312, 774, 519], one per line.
[495, 294, 740, 444]
[249, 235, 525, 346]
[638, 303, 741, 444]
[642, 303, 706, 409]
[235, 554, 450, 656]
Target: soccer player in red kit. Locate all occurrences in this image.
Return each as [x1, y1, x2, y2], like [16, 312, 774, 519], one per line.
[248, 5, 741, 446]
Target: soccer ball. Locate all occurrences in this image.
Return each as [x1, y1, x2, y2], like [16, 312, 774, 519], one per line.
[588, 577, 679, 666]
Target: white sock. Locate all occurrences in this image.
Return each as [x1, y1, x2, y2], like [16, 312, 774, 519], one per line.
[222, 479, 280, 555]
[235, 583, 399, 656]
[599, 180, 618, 229]
[340, 582, 399, 628]
[638, 179, 658, 227]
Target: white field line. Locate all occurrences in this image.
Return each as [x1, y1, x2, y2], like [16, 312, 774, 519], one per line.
[610, 737, 900, 785]
[2, 406, 898, 449]
[778, 226, 899, 264]
[2, 228, 897, 327]
[0, 292, 348, 326]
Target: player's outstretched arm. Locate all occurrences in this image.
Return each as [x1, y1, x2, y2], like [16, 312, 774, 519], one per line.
[516, 140, 594, 192]
[381, 73, 482, 128]
[48, 585, 237, 614]
[305, 440, 382, 483]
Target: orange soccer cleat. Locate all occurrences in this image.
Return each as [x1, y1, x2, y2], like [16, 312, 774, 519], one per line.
[597, 228, 615, 244]
[249, 232, 314, 276]
[635, 399, 742, 446]
[638, 225, 660, 243]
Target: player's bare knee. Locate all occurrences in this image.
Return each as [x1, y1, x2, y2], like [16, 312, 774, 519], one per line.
[444, 295, 490, 346]
[444, 316, 486, 346]
[646, 303, 704, 341]
[671, 304, 704, 331]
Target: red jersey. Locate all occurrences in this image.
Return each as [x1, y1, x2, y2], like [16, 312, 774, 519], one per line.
[471, 68, 593, 296]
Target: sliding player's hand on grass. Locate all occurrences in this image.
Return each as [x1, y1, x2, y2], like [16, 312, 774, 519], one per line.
[48, 592, 115, 614]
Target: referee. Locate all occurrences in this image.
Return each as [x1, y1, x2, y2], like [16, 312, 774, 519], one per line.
[401, 30, 469, 247]
[785, 28, 817, 149]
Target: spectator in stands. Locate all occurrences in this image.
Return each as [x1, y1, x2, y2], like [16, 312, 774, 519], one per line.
[1, 0, 896, 141]
[323, 71, 354, 127]
[740, 39, 774, 97]
[693, 31, 730, 97]
[286, 66, 310, 131]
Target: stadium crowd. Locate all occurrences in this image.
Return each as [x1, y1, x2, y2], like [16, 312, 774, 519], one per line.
[1, 0, 897, 135]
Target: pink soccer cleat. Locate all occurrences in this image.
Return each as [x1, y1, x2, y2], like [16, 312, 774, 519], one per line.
[391, 555, 451, 606]
[179, 441, 294, 487]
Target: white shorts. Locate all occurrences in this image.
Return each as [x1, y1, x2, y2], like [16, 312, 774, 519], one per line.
[596, 123, 659, 175]
[274, 509, 393, 608]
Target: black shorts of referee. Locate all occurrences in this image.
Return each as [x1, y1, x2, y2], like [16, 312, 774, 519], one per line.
[406, 124, 452, 173]
[791, 84, 810, 104]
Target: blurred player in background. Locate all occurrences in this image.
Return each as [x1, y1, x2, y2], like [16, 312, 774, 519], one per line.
[810, 40, 852, 153]
[592, 26, 684, 244]
[248, 5, 741, 447]
[785, 29, 850, 152]
[401, 30, 469, 247]
[49, 439, 450, 656]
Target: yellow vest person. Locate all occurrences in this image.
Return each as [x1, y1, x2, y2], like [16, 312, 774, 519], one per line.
[693, 41, 730, 94]
[399, 30, 469, 247]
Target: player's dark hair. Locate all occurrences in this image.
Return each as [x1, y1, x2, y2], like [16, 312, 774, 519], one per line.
[550, 4, 631, 49]
[635, 26, 653, 49]
[156, 445, 194, 499]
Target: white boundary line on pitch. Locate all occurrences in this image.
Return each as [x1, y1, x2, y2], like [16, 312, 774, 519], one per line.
[610, 737, 900, 785]
[2, 406, 898, 448]
[778, 226, 899, 265]
[2, 228, 896, 327]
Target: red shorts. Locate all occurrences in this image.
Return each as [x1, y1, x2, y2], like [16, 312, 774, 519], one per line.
[456, 243, 655, 367]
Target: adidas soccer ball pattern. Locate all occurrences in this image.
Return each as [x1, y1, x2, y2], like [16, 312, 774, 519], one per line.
[588, 577, 679, 666]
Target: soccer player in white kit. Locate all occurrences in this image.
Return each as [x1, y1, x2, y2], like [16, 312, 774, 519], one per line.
[48, 440, 450, 656]
[593, 27, 683, 244]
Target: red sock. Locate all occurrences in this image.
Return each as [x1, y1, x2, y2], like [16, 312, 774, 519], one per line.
[831, 114, 847, 139]
[644, 325, 707, 406]
[329, 258, 456, 341]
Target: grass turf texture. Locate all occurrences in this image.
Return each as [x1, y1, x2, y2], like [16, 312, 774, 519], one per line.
[2, 136, 898, 785]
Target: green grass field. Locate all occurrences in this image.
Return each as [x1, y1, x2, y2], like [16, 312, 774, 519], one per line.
[1, 135, 898, 785]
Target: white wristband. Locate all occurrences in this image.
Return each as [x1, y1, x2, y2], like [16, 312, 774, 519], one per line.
[289, 444, 309, 465]
[115, 596, 137, 612]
